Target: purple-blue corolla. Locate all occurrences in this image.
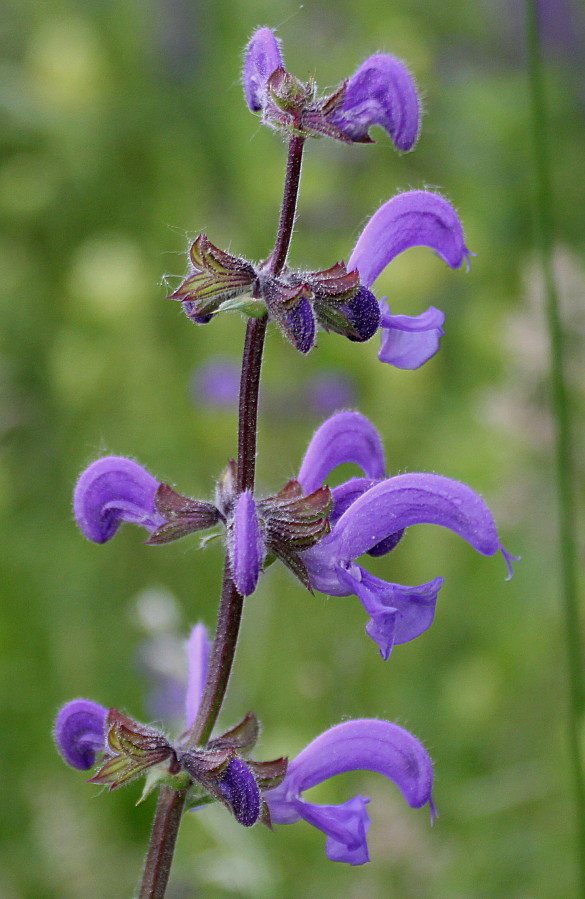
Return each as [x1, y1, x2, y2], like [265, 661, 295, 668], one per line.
[264, 718, 435, 865]
[347, 190, 470, 369]
[243, 27, 420, 151]
[298, 411, 514, 659]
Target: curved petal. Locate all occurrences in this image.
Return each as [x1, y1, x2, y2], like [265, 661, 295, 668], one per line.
[297, 412, 385, 494]
[229, 491, 265, 596]
[242, 27, 284, 112]
[347, 191, 470, 288]
[378, 301, 445, 369]
[333, 473, 501, 562]
[297, 795, 371, 865]
[54, 699, 107, 770]
[336, 563, 441, 660]
[330, 53, 420, 151]
[265, 718, 433, 812]
[73, 456, 165, 543]
[184, 623, 210, 730]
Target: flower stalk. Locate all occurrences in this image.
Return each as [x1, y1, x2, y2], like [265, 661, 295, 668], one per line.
[137, 133, 306, 899]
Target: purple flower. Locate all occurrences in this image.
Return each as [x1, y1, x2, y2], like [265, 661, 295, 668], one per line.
[73, 456, 165, 543]
[228, 491, 266, 596]
[54, 699, 108, 770]
[347, 190, 471, 369]
[329, 53, 420, 151]
[264, 719, 434, 864]
[297, 411, 513, 659]
[242, 27, 284, 112]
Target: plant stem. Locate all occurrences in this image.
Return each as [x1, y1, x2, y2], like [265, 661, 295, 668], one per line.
[137, 134, 305, 899]
[525, 2, 585, 894]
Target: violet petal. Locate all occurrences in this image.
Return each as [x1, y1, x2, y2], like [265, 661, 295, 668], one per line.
[266, 718, 433, 807]
[184, 623, 210, 729]
[297, 412, 385, 495]
[378, 301, 445, 369]
[302, 473, 502, 596]
[330, 53, 420, 151]
[336, 563, 441, 660]
[347, 190, 471, 288]
[218, 757, 261, 826]
[54, 699, 107, 770]
[334, 473, 500, 562]
[242, 27, 284, 112]
[329, 478, 380, 526]
[229, 491, 265, 596]
[73, 456, 165, 543]
[297, 795, 371, 865]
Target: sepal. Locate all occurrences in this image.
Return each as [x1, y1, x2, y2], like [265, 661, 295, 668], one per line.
[208, 712, 260, 754]
[89, 709, 177, 790]
[169, 234, 256, 320]
[146, 484, 222, 545]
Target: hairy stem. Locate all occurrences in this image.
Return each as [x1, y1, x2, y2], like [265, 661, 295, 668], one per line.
[525, 2, 585, 894]
[137, 134, 305, 899]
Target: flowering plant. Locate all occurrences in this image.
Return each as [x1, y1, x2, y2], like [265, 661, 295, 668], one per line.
[54, 26, 512, 897]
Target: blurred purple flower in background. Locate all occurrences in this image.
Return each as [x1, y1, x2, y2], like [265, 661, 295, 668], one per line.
[190, 357, 241, 408]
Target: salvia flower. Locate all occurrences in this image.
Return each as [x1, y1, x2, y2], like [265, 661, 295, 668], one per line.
[242, 27, 420, 152]
[347, 190, 471, 369]
[264, 718, 435, 864]
[54, 624, 287, 828]
[297, 410, 514, 659]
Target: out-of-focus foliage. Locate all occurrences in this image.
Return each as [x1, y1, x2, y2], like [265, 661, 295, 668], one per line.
[1, 0, 584, 896]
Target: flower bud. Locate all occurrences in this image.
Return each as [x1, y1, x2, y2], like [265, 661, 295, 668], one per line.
[242, 27, 284, 112]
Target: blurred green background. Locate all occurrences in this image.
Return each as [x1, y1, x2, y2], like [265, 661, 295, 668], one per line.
[1, 0, 584, 896]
